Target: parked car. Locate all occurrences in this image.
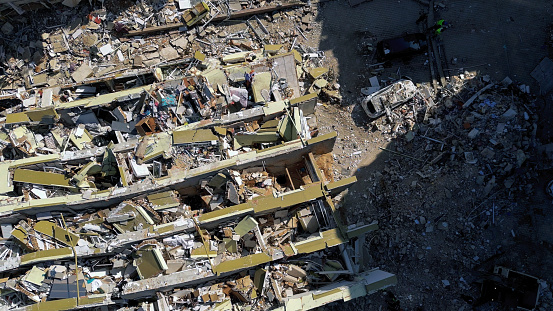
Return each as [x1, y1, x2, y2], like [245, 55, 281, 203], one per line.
[375, 33, 427, 61]
[360, 79, 418, 119]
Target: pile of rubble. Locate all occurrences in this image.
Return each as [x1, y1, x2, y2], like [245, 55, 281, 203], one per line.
[0, 153, 327, 262]
[0, 0, 338, 207]
[0, 1, 402, 310]
[0, 43, 326, 202]
[0, 150, 395, 310]
[326, 67, 550, 310]
[1, 106, 313, 199]
[364, 74, 537, 200]
[0, 0, 338, 104]
[340, 73, 541, 228]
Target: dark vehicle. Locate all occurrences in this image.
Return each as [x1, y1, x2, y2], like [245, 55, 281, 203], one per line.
[376, 33, 427, 61]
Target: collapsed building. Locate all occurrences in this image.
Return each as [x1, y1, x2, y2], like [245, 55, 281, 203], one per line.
[0, 152, 395, 310]
[0, 49, 323, 212]
[0, 70, 395, 309]
[0, 2, 395, 310]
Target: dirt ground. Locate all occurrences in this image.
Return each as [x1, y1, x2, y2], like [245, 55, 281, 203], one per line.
[2, 0, 552, 310]
[301, 0, 553, 310]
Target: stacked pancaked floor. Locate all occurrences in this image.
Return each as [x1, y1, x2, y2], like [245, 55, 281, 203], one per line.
[0, 3, 396, 308]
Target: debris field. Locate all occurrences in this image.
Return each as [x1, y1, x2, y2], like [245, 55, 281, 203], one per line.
[0, 0, 553, 311]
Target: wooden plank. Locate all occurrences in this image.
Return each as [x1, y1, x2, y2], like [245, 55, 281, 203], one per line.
[285, 167, 295, 190]
[212, 2, 304, 21]
[126, 2, 304, 36]
[126, 22, 185, 37]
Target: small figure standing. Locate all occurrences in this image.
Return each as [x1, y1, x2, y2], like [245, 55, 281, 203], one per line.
[434, 27, 447, 35]
[428, 19, 449, 35]
[433, 19, 448, 29]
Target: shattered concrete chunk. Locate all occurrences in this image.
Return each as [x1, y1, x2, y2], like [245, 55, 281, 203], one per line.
[99, 44, 114, 56]
[1, 22, 14, 35]
[145, 52, 160, 60]
[500, 108, 517, 121]
[516, 149, 526, 167]
[71, 63, 93, 83]
[82, 33, 98, 47]
[171, 37, 189, 49]
[159, 46, 180, 61]
[133, 55, 143, 67]
[467, 128, 479, 139]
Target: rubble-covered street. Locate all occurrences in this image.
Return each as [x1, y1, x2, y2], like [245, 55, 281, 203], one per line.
[0, 0, 553, 311]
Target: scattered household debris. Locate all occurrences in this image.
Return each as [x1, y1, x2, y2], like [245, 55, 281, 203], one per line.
[0, 150, 395, 310]
[0, 2, 397, 307]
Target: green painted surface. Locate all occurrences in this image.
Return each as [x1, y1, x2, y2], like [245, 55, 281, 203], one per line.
[25, 298, 77, 311]
[34, 221, 80, 246]
[252, 183, 323, 214]
[57, 85, 150, 110]
[142, 133, 172, 162]
[69, 129, 93, 150]
[264, 44, 283, 54]
[277, 115, 298, 142]
[198, 202, 253, 223]
[213, 252, 271, 275]
[294, 229, 346, 254]
[365, 275, 398, 293]
[148, 191, 180, 210]
[306, 132, 337, 145]
[234, 132, 279, 148]
[312, 288, 342, 301]
[135, 247, 165, 279]
[234, 216, 258, 237]
[20, 248, 72, 266]
[324, 177, 357, 193]
[346, 222, 379, 239]
[289, 92, 317, 105]
[173, 129, 218, 145]
[24, 296, 108, 311]
[251, 72, 271, 103]
[13, 169, 75, 189]
[263, 100, 288, 116]
[309, 67, 329, 79]
[5, 112, 30, 124]
[110, 204, 153, 233]
[25, 107, 59, 122]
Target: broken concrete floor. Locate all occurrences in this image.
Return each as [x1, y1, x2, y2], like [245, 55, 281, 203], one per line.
[1, 0, 553, 310]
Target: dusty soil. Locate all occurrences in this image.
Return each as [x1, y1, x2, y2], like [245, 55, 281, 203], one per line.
[302, 1, 553, 310]
[314, 62, 553, 311]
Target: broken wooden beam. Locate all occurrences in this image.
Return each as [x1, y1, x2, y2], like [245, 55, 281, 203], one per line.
[125, 2, 304, 37]
[212, 2, 304, 21]
[126, 22, 185, 37]
[462, 83, 495, 108]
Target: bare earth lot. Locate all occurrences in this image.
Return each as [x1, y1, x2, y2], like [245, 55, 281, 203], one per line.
[305, 0, 553, 310]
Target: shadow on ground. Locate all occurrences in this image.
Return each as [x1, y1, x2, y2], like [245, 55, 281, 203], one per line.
[311, 0, 553, 310]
